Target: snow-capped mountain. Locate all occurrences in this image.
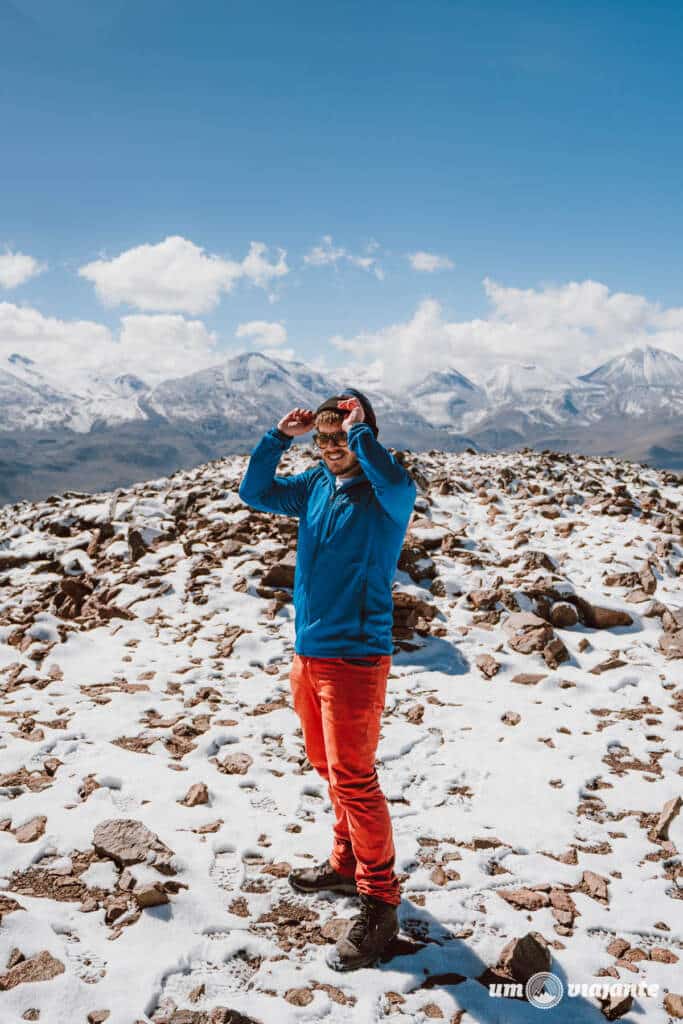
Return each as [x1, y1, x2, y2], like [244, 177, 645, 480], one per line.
[0, 345, 682, 504]
[408, 367, 485, 426]
[579, 345, 683, 389]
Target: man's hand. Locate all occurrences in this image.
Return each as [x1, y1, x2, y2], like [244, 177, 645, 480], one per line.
[338, 397, 365, 432]
[277, 407, 315, 437]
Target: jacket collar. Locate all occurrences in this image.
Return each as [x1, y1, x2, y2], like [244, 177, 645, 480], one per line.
[319, 459, 368, 489]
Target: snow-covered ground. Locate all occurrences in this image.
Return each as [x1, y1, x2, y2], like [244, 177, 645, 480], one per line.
[0, 446, 681, 1024]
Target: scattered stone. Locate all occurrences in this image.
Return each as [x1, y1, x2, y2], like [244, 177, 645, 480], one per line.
[13, 816, 47, 843]
[0, 951, 65, 990]
[179, 783, 209, 807]
[654, 795, 681, 840]
[476, 654, 500, 678]
[92, 818, 173, 868]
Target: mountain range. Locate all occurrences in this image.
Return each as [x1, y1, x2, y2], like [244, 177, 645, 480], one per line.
[1, 344, 682, 503]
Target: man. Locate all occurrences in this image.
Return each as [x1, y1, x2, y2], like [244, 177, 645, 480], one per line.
[238, 387, 416, 971]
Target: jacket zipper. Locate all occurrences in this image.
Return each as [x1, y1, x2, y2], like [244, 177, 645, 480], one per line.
[305, 483, 338, 627]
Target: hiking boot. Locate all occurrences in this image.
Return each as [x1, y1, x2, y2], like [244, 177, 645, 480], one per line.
[288, 858, 358, 895]
[325, 893, 399, 971]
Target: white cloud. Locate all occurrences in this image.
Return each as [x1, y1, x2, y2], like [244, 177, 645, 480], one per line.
[79, 236, 289, 314]
[262, 347, 297, 362]
[332, 280, 683, 390]
[304, 235, 384, 280]
[408, 251, 455, 273]
[0, 302, 219, 388]
[116, 315, 219, 382]
[235, 320, 287, 348]
[0, 250, 45, 288]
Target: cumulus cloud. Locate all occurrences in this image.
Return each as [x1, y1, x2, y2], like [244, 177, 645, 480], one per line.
[0, 249, 45, 288]
[79, 236, 289, 314]
[332, 280, 683, 390]
[304, 235, 384, 280]
[408, 251, 455, 272]
[235, 320, 287, 348]
[0, 302, 219, 388]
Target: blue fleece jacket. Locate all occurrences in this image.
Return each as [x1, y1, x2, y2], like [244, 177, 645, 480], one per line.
[238, 422, 416, 656]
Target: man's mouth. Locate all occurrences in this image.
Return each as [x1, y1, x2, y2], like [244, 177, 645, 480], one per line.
[327, 452, 344, 462]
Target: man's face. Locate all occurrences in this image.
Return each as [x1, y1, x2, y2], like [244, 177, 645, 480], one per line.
[316, 422, 361, 477]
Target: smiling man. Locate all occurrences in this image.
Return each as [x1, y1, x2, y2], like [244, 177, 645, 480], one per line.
[238, 387, 416, 970]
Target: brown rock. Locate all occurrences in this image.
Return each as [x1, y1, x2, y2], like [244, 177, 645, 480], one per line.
[550, 602, 579, 628]
[664, 993, 683, 1018]
[599, 993, 633, 1020]
[496, 931, 551, 984]
[285, 988, 313, 1006]
[606, 938, 630, 958]
[503, 612, 554, 654]
[179, 782, 209, 807]
[660, 630, 683, 659]
[654, 795, 682, 840]
[543, 636, 569, 668]
[133, 884, 169, 909]
[14, 816, 47, 843]
[261, 551, 297, 588]
[0, 951, 64, 990]
[476, 654, 500, 678]
[580, 870, 610, 903]
[498, 888, 550, 911]
[511, 673, 546, 685]
[92, 818, 173, 867]
[87, 1013, 111, 1023]
[215, 752, 253, 775]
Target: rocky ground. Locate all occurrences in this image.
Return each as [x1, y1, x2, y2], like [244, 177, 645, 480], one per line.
[0, 444, 681, 1024]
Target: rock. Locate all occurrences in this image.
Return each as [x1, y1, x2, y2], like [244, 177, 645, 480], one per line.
[606, 938, 630, 958]
[550, 602, 578, 628]
[543, 636, 569, 668]
[0, 951, 65, 990]
[134, 883, 169, 909]
[285, 988, 313, 1006]
[511, 673, 546, 685]
[580, 870, 610, 903]
[468, 589, 501, 610]
[261, 551, 297, 588]
[664, 994, 683, 1018]
[476, 654, 500, 678]
[501, 711, 521, 726]
[179, 782, 209, 807]
[599, 993, 633, 1020]
[92, 818, 173, 867]
[660, 630, 683, 659]
[654, 795, 682, 840]
[7, 948, 25, 968]
[498, 888, 550, 911]
[503, 612, 554, 654]
[87, 1012, 111, 1023]
[569, 597, 632, 629]
[128, 530, 148, 562]
[14, 816, 47, 843]
[215, 752, 253, 775]
[496, 931, 551, 984]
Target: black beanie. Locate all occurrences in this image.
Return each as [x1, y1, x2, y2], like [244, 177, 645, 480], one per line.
[315, 386, 379, 438]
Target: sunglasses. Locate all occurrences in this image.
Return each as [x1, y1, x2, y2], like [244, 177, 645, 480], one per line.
[313, 431, 348, 448]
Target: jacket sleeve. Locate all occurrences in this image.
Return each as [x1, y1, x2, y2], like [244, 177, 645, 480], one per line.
[238, 427, 311, 517]
[346, 422, 416, 526]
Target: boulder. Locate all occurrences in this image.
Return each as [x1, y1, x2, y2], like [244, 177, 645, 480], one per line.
[92, 818, 173, 868]
[0, 951, 64, 990]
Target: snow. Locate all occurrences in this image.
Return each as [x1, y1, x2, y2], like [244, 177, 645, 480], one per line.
[0, 446, 681, 1023]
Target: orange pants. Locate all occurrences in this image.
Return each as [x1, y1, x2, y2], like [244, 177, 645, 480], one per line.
[289, 653, 401, 906]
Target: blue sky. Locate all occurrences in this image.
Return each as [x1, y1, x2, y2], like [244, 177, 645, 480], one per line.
[1, 0, 682, 389]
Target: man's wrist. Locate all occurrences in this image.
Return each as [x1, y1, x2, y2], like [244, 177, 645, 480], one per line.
[272, 426, 293, 442]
